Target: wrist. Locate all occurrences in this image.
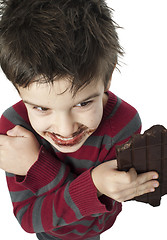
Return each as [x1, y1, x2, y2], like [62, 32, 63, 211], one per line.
[91, 168, 103, 198]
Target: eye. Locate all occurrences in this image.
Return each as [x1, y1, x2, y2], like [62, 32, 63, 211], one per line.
[75, 100, 92, 108]
[33, 106, 48, 112]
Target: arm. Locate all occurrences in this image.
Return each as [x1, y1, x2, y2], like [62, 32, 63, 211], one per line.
[0, 114, 111, 233]
[5, 147, 110, 233]
[91, 101, 159, 203]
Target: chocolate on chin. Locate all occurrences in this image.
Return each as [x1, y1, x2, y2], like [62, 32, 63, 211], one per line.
[116, 125, 167, 207]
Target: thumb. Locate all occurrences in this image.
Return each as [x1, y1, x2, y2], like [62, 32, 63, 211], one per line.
[7, 125, 29, 137]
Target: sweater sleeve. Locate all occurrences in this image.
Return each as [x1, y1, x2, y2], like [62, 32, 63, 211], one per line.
[93, 96, 142, 209]
[1, 105, 111, 233]
[6, 150, 110, 233]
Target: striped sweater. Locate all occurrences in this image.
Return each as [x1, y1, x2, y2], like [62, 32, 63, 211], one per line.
[0, 91, 141, 240]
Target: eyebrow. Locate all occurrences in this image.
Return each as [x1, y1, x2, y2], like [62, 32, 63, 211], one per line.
[23, 93, 101, 108]
[78, 93, 101, 103]
[23, 100, 49, 109]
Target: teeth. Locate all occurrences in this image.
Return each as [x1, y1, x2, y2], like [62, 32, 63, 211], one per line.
[55, 135, 74, 141]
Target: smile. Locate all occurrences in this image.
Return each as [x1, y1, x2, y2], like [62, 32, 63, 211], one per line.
[46, 126, 90, 147]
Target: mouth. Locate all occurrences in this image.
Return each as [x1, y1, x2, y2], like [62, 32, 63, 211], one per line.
[46, 126, 95, 147]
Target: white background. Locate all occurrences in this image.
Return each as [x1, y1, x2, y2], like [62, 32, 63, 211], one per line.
[0, 0, 167, 239]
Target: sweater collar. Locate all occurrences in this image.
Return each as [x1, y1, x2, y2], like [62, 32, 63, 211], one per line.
[102, 91, 117, 119]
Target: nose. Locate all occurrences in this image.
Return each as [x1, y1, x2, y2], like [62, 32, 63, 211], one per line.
[51, 112, 77, 137]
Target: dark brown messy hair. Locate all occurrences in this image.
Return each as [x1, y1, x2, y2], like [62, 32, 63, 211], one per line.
[0, 0, 123, 94]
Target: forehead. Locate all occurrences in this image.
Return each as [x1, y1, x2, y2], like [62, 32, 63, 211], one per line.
[18, 78, 104, 107]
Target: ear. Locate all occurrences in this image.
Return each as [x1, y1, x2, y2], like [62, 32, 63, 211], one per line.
[105, 75, 112, 92]
[105, 63, 117, 92]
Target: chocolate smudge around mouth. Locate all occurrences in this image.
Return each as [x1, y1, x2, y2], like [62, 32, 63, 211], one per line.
[54, 125, 88, 139]
[46, 126, 96, 147]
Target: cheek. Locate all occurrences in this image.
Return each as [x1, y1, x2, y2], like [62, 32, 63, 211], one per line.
[28, 113, 49, 133]
[83, 106, 103, 129]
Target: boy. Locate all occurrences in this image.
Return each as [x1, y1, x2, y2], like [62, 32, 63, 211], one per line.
[0, 0, 159, 239]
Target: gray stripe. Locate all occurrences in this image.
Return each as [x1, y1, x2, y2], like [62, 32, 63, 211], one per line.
[6, 172, 15, 177]
[105, 112, 141, 151]
[52, 203, 67, 227]
[113, 112, 141, 142]
[107, 95, 122, 119]
[86, 236, 100, 240]
[52, 224, 102, 237]
[9, 189, 34, 202]
[41, 138, 52, 150]
[16, 204, 30, 224]
[84, 135, 104, 148]
[3, 106, 42, 142]
[63, 156, 95, 170]
[36, 164, 67, 196]
[32, 196, 45, 232]
[51, 146, 60, 153]
[37, 231, 100, 239]
[91, 213, 103, 217]
[64, 182, 82, 220]
[70, 219, 94, 227]
[36, 232, 59, 240]
[3, 106, 33, 131]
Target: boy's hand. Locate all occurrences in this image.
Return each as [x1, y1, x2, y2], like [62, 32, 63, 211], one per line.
[0, 126, 40, 176]
[91, 160, 159, 202]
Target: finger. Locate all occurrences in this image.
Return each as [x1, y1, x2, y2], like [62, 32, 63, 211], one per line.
[125, 168, 138, 183]
[109, 159, 118, 169]
[7, 125, 30, 137]
[120, 180, 159, 202]
[114, 168, 158, 192]
[131, 171, 159, 188]
[113, 168, 137, 185]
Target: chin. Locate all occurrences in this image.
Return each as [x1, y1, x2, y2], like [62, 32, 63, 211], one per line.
[50, 140, 85, 153]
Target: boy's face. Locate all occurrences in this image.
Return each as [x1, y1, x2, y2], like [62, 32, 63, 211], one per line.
[18, 77, 109, 153]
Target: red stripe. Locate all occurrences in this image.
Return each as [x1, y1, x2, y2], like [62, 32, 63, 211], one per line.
[41, 196, 54, 231]
[6, 176, 27, 191]
[110, 100, 138, 136]
[54, 185, 78, 224]
[21, 201, 35, 233]
[12, 101, 30, 124]
[0, 115, 15, 134]
[67, 145, 101, 160]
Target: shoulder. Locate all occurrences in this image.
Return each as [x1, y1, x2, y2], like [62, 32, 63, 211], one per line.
[0, 100, 30, 134]
[103, 91, 142, 142]
[105, 91, 139, 120]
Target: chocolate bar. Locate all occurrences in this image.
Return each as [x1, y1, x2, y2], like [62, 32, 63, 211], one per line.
[116, 125, 167, 207]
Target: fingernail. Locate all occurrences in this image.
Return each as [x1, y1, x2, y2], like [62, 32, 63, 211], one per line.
[153, 175, 158, 179]
[150, 188, 155, 192]
[153, 182, 159, 188]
